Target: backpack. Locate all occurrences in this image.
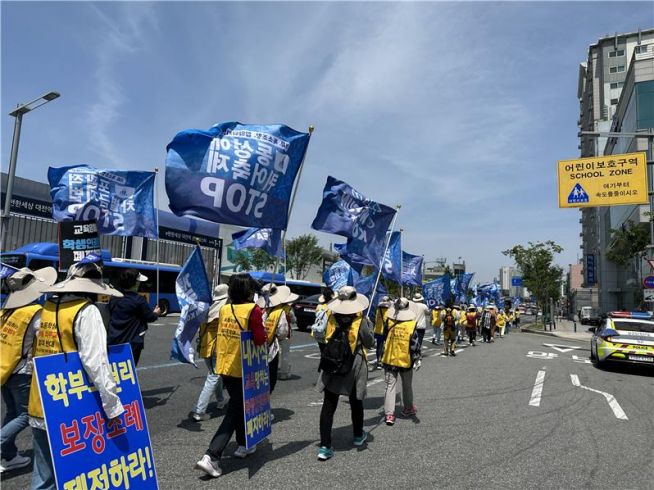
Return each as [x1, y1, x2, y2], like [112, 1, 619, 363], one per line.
[443, 309, 456, 329]
[319, 322, 355, 376]
[311, 309, 329, 342]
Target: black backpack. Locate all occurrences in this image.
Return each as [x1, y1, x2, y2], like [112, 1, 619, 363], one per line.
[319, 323, 355, 376]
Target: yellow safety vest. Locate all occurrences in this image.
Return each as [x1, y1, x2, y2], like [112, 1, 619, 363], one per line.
[198, 318, 220, 359]
[373, 307, 388, 335]
[28, 299, 89, 418]
[432, 310, 442, 327]
[0, 304, 42, 386]
[325, 315, 362, 355]
[264, 306, 286, 344]
[214, 303, 256, 378]
[497, 314, 506, 327]
[381, 318, 416, 369]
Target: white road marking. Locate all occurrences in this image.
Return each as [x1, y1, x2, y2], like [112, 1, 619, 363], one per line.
[526, 351, 559, 360]
[529, 370, 546, 407]
[571, 354, 591, 364]
[544, 343, 582, 353]
[367, 377, 385, 387]
[570, 374, 628, 420]
[137, 362, 185, 371]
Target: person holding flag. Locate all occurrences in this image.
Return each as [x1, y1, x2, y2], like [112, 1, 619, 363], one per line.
[381, 298, 421, 425]
[195, 273, 267, 478]
[257, 283, 298, 394]
[410, 293, 430, 350]
[373, 296, 391, 370]
[0, 266, 56, 474]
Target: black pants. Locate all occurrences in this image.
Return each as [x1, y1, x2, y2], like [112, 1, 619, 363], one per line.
[207, 376, 245, 459]
[481, 327, 491, 343]
[467, 330, 476, 343]
[416, 329, 425, 348]
[269, 354, 279, 394]
[319, 388, 363, 448]
[131, 344, 143, 366]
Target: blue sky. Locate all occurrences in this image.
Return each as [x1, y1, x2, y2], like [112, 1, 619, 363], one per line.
[2, 1, 652, 282]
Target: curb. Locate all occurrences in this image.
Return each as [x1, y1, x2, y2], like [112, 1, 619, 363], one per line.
[520, 327, 591, 343]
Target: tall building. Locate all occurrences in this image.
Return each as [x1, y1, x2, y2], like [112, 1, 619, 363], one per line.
[578, 28, 654, 311]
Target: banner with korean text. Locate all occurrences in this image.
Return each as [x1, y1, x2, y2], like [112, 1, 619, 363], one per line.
[240, 332, 272, 450]
[33, 344, 157, 490]
[58, 220, 102, 271]
[422, 274, 452, 308]
[166, 122, 310, 229]
[48, 165, 157, 238]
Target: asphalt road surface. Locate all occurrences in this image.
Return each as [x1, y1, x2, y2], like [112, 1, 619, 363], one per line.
[2, 317, 653, 489]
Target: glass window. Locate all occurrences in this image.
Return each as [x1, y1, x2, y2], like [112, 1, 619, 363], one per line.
[608, 49, 625, 57]
[610, 98, 619, 105]
[635, 45, 649, 54]
[610, 82, 624, 90]
[609, 65, 625, 74]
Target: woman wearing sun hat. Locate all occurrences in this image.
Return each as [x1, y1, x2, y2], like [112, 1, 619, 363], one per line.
[0, 266, 56, 475]
[373, 296, 391, 370]
[316, 286, 375, 461]
[382, 297, 422, 425]
[29, 257, 125, 490]
[257, 283, 298, 393]
[410, 292, 430, 349]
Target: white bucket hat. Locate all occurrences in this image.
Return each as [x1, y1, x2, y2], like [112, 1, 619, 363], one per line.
[213, 284, 229, 301]
[412, 293, 425, 303]
[3, 267, 58, 309]
[43, 262, 122, 298]
[378, 295, 391, 308]
[256, 283, 299, 308]
[328, 286, 369, 315]
[387, 297, 416, 322]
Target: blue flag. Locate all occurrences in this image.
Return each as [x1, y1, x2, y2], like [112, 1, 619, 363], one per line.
[335, 240, 380, 269]
[0, 263, 18, 279]
[311, 176, 395, 264]
[165, 122, 310, 229]
[354, 270, 378, 297]
[171, 246, 212, 366]
[455, 273, 474, 303]
[323, 260, 356, 291]
[422, 274, 452, 308]
[232, 227, 284, 257]
[381, 231, 402, 283]
[401, 252, 423, 287]
[48, 165, 157, 238]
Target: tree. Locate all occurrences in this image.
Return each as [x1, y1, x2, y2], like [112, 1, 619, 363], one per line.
[606, 222, 649, 266]
[231, 248, 276, 272]
[285, 234, 323, 280]
[232, 249, 253, 272]
[502, 241, 564, 323]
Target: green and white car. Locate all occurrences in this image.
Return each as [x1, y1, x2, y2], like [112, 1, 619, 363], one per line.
[590, 312, 654, 366]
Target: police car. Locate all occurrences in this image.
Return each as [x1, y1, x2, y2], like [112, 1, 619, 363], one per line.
[590, 311, 654, 366]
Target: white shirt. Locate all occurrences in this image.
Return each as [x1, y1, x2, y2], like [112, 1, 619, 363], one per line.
[30, 295, 125, 429]
[412, 302, 431, 330]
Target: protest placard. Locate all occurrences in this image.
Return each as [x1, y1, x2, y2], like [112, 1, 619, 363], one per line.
[240, 331, 272, 450]
[58, 220, 102, 271]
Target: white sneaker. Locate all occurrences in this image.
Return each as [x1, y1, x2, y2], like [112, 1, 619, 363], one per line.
[0, 455, 31, 473]
[233, 445, 256, 458]
[194, 455, 221, 478]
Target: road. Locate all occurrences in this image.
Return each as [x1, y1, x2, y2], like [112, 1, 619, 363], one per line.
[2, 316, 653, 489]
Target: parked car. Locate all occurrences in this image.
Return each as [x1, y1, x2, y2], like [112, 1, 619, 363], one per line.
[291, 294, 322, 331]
[579, 306, 601, 326]
[590, 311, 654, 367]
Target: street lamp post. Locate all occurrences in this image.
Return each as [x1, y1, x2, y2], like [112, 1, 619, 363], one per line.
[1, 91, 60, 252]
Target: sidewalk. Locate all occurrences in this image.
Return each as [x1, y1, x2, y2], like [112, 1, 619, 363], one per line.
[520, 318, 593, 342]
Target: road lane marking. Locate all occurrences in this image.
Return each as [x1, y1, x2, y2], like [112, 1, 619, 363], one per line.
[544, 343, 581, 353]
[529, 370, 546, 407]
[527, 351, 558, 360]
[570, 374, 628, 420]
[367, 377, 385, 387]
[290, 342, 319, 351]
[137, 362, 184, 371]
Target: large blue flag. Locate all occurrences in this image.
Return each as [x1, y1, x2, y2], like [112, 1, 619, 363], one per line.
[171, 246, 212, 366]
[323, 260, 357, 291]
[402, 252, 423, 286]
[455, 272, 475, 303]
[311, 176, 395, 264]
[166, 122, 310, 229]
[232, 227, 283, 257]
[381, 231, 402, 283]
[334, 241, 375, 269]
[422, 274, 452, 309]
[48, 165, 157, 238]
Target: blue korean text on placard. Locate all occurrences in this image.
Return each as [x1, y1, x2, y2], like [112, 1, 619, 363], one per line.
[240, 331, 272, 450]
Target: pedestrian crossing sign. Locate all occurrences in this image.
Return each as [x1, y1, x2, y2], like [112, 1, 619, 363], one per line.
[567, 183, 589, 204]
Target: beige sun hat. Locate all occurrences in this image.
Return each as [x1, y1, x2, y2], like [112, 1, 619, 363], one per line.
[328, 286, 369, 315]
[213, 284, 229, 301]
[43, 261, 122, 298]
[412, 293, 425, 303]
[378, 295, 391, 308]
[387, 297, 417, 322]
[256, 283, 299, 308]
[3, 267, 58, 310]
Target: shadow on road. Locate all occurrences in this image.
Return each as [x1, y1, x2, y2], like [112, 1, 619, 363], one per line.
[142, 385, 179, 409]
[594, 362, 654, 378]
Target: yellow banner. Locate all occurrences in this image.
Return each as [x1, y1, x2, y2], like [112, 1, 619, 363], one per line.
[557, 152, 649, 208]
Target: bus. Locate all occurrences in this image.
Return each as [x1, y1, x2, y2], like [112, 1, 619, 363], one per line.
[1, 242, 181, 315]
[247, 271, 323, 298]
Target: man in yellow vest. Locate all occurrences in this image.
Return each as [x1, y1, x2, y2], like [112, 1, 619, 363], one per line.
[191, 284, 229, 422]
[382, 298, 421, 425]
[373, 296, 391, 370]
[29, 258, 125, 490]
[440, 302, 460, 356]
[0, 266, 56, 474]
[257, 283, 298, 393]
[431, 305, 443, 345]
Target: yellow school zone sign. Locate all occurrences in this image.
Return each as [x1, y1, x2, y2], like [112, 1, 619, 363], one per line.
[557, 152, 648, 208]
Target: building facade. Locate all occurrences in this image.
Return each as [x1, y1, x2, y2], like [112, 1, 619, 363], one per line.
[578, 29, 654, 311]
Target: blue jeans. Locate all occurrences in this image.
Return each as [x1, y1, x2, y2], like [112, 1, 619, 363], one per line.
[432, 326, 442, 344]
[31, 428, 55, 490]
[194, 359, 225, 414]
[1, 373, 31, 460]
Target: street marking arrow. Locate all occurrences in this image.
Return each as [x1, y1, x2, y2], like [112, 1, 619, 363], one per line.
[543, 343, 582, 353]
[570, 374, 628, 420]
[529, 370, 546, 407]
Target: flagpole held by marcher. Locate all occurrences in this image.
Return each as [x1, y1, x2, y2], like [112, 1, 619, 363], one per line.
[400, 228, 404, 298]
[365, 204, 401, 317]
[155, 167, 160, 306]
[274, 125, 315, 283]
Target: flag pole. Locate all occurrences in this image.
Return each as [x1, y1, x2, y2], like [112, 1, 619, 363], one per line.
[365, 204, 401, 317]
[154, 167, 160, 307]
[274, 125, 314, 284]
[400, 228, 404, 298]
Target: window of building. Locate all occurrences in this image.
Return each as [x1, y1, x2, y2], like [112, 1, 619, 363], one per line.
[608, 49, 625, 57]
[635, 45, 650, 54]
[610, 82, 624, 90]
[609, 65, 625, 74]
[610, 98, 619, 105]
